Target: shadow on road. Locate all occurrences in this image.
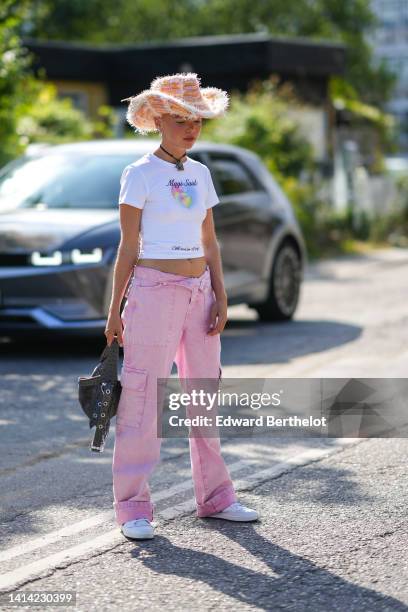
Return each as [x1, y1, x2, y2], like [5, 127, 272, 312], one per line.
[0, 318, 362, 369]
[128, 510, 404, 612]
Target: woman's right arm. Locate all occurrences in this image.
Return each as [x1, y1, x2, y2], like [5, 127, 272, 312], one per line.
[105, 204, 143, 347]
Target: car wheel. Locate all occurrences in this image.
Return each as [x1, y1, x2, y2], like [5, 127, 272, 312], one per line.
[253, 241, 302, 322]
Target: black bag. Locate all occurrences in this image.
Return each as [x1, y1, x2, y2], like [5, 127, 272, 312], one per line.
[78, 338, 122, 452]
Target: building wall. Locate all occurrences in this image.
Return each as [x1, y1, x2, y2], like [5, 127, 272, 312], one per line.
[50, 80, 108, 119]
[285, 105, 328, 161]
[369, 0, 408, 150]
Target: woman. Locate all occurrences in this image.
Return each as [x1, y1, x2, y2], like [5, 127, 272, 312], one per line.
[106, 73, 259, 540]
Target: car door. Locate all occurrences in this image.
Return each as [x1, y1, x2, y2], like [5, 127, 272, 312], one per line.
[199, 150, 272, 300]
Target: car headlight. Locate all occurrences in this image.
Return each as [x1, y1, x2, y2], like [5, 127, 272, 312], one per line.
[71, 248, 104, 264]
[30, 248, 104, 266]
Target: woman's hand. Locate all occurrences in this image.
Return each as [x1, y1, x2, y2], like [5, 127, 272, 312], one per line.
[207, 294, 228, 336]
[105, 310, 124, 347]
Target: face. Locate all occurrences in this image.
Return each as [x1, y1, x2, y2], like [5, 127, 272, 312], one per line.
[154, 113, 202, 150]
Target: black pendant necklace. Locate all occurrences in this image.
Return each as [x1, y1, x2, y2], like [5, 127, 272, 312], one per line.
[159, 144, 187, 171]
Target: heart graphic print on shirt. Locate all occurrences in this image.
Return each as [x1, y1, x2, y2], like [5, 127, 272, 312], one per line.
[167, 178, 197, 208]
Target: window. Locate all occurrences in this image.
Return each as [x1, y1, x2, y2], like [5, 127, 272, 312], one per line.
[0, 153, 140, 211]
[58, 91, 89, 114]
[207, 153, 261, 196]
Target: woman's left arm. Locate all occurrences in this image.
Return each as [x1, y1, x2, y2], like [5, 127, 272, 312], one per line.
[201, 209, 228, 335]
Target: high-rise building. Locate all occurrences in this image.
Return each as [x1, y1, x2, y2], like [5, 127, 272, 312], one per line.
[370, 0, 408, 150]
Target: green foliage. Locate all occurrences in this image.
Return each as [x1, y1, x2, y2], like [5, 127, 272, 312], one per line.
[329, 75, 398, 165]
[369, 175, 408, 246]
[0, 1, 116, 165]
[202, 76, 315, 181]
[202, 75, 405, 259]
[17, 83, 93, 143]
[288, 177, 408, 259]
[292, 177, 408, 259]
[282, 179, 356, 259]
[0, 0, 39, 165]
[92, 104, 117, 139]
[202, 76, 333, 257]
[17, 83, 116, 145]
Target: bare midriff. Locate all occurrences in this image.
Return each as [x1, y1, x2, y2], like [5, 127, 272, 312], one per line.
[136, 256, 207, 278]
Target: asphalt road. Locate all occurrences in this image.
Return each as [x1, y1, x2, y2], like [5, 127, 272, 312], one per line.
[0, 247, 407, 611]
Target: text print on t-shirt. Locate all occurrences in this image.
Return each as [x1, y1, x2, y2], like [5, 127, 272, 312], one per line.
[167, 178, 198, 208]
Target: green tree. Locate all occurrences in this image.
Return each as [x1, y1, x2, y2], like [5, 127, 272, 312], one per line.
[17, 83, 117, 144]
[0, 0, 39, 166]
[0, 1, 117, 165]
[202, 76, 315, 181]
[201, 75, 387, 259]
[201, 76, 334, 258]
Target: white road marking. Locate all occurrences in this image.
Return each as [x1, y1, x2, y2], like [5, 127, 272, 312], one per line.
[0, 456, 263, 564]
[0, 449, 311, 563]
[0, 529, 123, 592]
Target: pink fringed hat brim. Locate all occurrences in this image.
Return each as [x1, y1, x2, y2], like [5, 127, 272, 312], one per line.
[121, 72, 229, 135]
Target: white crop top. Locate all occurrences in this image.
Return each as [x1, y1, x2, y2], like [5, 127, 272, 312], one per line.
[118, 152, 220, 259]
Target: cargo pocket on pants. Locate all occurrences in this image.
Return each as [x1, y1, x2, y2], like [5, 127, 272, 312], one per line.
[116, 366, 148, 428]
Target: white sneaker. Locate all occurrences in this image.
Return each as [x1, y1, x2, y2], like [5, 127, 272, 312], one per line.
[121, 518, 155, 539]
[207, 501, 259, 522]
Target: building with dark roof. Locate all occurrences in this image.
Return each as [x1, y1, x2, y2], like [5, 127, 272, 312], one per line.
[23, 32, 347, 162]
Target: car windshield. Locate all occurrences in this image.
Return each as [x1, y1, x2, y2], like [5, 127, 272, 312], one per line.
[0, 152, 142, 211]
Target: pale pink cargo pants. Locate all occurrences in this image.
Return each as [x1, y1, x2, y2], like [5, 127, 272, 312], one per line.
[112, 264, 237, 525]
